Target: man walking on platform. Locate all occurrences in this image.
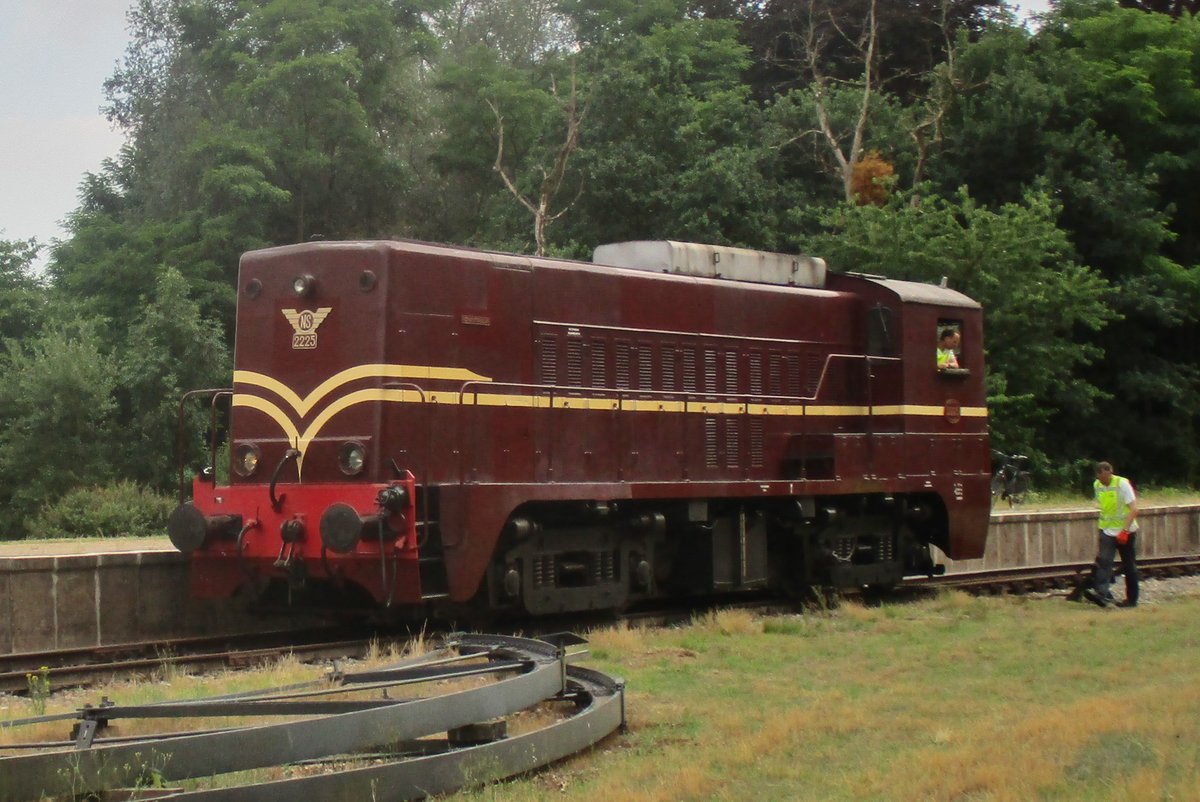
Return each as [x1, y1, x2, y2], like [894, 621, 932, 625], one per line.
[1085, 461, 1140, 608]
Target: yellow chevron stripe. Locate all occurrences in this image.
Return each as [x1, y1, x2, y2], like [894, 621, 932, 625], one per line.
[235, 364, 492, 417]
[233, 394, 299, 445]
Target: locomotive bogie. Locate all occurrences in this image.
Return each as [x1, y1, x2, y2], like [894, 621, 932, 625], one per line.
[172, 239, 992, 616]
[471, 490, 950, 616]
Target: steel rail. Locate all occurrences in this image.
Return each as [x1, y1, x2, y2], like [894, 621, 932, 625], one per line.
[0, 628, 341, 672]
[0, 648, 461, 733]
[0, 634, 566, 802]
[900, 554, 1200, 592]
[83, 660, 533, 721]
[156, 664, 625, 802]
[0, 630, 375, 695]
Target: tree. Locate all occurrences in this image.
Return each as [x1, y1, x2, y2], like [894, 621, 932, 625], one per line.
[1118, 0, 1200, 17]
[429, 0, 575, 65]
[1049, 2, 1200, 268]
[114, 267, 230, 490]
[487, 69, 587, 255]
[222, 0, 415, 242]
[54, 0, 434, 338]
[0, 322, 119, 536]
[0, 238, 45, 346]
[776, 0, 883, 203]
[930, 4, 1200, 480]
[850, 150, 895, 204]
[561, 17, 785, 250]
[740, 0, 1003, 103]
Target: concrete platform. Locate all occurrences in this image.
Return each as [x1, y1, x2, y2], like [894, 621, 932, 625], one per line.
[2, 505, 1199, 654]
[940, 503, 1200, 572]
[0, 548, 258, 654]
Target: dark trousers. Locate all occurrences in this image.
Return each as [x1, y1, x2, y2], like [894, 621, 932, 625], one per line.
[1094, 530, 1139, 603]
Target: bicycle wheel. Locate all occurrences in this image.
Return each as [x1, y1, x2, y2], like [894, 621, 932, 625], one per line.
[990, 470, 1007, 503]
[1008, 471, 1031, 504]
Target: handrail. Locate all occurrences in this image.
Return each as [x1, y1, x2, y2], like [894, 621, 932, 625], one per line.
[174, 388, 233, 505]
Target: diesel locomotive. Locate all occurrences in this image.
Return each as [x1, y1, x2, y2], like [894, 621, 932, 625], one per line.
[167, 239, 991, 615]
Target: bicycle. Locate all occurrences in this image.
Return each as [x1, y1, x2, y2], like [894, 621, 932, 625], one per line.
[990, 451, 1031, 507]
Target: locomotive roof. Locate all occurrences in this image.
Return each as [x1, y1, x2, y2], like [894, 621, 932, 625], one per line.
[855, 276, 981, 309]
[243, 240, 979, 308]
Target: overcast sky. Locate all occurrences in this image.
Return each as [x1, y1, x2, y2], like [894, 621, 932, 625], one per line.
[0, 0, 1054, 269]
[0, 0, 132, 262]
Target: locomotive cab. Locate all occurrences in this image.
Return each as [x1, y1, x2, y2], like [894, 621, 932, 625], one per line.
[170, 242, 426, 608]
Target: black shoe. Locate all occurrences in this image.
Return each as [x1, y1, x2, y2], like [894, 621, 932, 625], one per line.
[1082, 588, 1110, 608]
[1116, 600, 1138, 608]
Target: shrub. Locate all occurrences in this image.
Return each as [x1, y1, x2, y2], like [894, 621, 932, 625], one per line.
[27, 481, 174, 538]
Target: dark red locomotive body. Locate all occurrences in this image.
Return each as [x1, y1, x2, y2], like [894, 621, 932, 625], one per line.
[169, 239, 990, 615]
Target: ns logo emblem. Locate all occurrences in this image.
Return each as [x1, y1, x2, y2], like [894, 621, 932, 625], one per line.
[282, 308, 332, 350]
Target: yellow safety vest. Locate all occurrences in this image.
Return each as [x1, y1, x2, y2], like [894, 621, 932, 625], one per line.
[1094, 475, 1135, 531]
[937, 348, 957, 369]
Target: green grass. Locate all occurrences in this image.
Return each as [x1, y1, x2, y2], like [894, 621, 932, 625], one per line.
[457, 592, 1200, 802]
[1006, 486, 1200, 512]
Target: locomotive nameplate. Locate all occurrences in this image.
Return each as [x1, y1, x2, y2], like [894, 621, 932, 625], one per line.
[282, 307, 332, 350]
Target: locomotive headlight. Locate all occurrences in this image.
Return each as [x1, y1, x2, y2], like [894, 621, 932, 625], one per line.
[292, 273, 316, 297]
[234, 444, 261, 477]
[339, 442, 366, 476]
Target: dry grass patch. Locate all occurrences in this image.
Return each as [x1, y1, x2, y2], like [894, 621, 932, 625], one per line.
[690, 607, 762, 636]
[441, 592, 1200, 802]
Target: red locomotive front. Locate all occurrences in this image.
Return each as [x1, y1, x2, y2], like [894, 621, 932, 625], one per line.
[169, 240, 991, 615]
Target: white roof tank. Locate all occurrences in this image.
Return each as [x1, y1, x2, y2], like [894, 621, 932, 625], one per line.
[592, 240, 827, 288]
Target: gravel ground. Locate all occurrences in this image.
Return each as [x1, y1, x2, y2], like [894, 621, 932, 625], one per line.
[1043, 573, 1200, 607]
[1124, 574, 1200, 604]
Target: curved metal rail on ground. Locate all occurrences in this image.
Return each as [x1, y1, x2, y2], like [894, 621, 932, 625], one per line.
[163, 664, 624, 802]
[0, 633, 624, 802]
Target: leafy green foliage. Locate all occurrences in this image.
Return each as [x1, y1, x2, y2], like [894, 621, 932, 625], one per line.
[0, 238, 45, 345]
[27, 481, 175, 538]
[0, 321, 119, 536]
[56, 0, 429, 333]
[920, 6, 1200, 481]
[562, 18, 786, 250]
[3, 0, 1200, 528]
[115, 268, 229, 490]
[0, 264, 225, 536]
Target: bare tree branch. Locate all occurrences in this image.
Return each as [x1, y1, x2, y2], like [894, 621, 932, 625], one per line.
[487, 98, 540, 218]
[487, 69, 587, 256]
[797, 0, 879, 203]
[908, 0, 985, 197]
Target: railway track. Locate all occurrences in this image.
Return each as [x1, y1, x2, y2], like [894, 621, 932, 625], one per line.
[0, 633, 624, 802]
[0, 627, 380, 695]
[902, 554, 1200, 596]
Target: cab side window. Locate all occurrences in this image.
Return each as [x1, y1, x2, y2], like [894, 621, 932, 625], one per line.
[936, 320, 966, 374]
